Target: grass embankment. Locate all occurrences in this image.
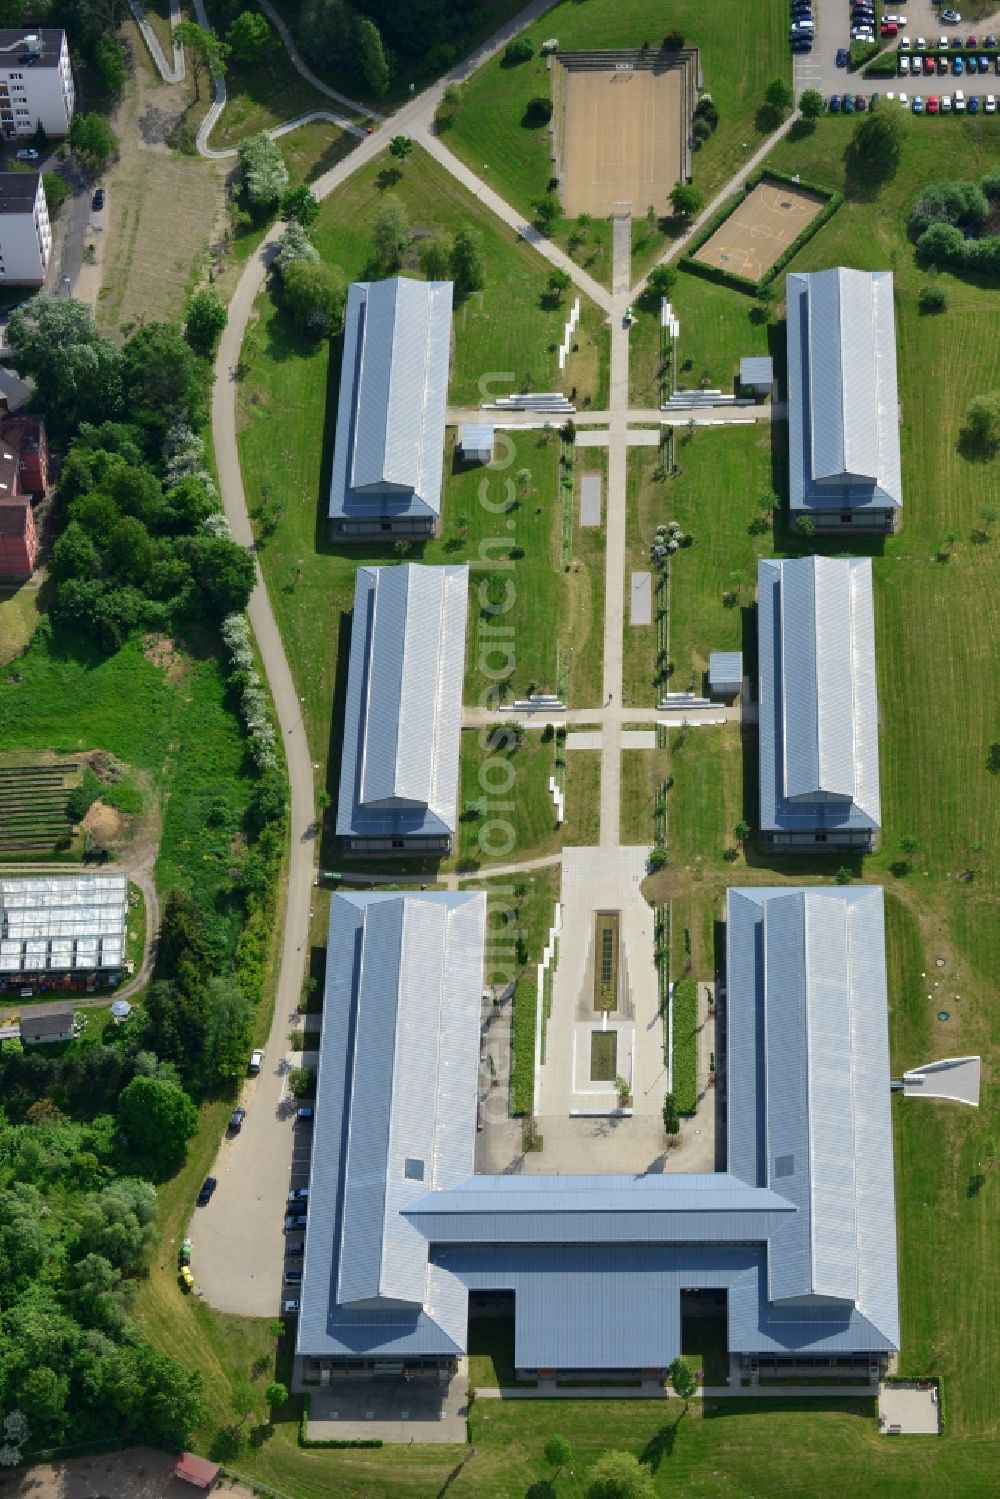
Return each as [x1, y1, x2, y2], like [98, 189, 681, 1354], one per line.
[642, 112, 1000, 1439]
[443, 0, 789, 288]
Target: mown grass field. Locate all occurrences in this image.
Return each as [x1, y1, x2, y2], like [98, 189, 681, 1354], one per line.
[620, 744, 669, 845]
[643, 110, 1000, 1447]
[621, 449, 663, 706]
[630, 272, 778, 406]
[567, 451, 608, 707]
[442, 0, 788, 287]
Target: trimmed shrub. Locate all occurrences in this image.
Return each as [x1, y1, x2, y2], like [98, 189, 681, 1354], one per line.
[510, 978, 536, 1116]
[672, 978, 698, 1114]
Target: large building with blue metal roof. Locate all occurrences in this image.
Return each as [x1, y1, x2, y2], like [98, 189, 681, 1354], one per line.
[328, 276, 453, 541]
[296, 884, 899, 1382]
[786, 267, 902, 533]
[758, 554, 881, 851]
[336, 562, 468, 856]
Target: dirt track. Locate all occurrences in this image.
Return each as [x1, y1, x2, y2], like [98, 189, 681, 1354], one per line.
[0, 1446, 252, 1499]
[560, 64, 682, 217]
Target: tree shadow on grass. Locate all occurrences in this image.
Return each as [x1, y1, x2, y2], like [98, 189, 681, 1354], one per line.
[957, 426, 999, 463]
[375, 166, 402, 191]
[842, 140, 898, 203]
[640, 1409, 684, 1472]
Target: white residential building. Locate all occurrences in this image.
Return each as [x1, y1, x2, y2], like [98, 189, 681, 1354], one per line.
[0, 172, 51, 283]
[0, 29, 75, 139]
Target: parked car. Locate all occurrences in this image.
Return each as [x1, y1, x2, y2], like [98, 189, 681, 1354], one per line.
[954, 88, 967, 109]
[912, 93, 924, 112]
[927, 94, 940, 112]
[196, 1176, 217, 1206]
[248, 1048, 264, 1075]
[941, 9, 961, 23]
[284, 1268, 303, 1284]
[15, 148, 38, 161]
[881, 22, 899, 38]
[836, 47, 850, 66]
[285, 1240, 305, 1256]
[851, 27, 874, 40]
[980, 55, 991, 73]
[915, 36, 927, 50]
[91, 188, 105, 211]
[179, 1265, 195, 1291]
[829, 93, 842, 111]
[284, 1213, 308, 1232]
[855, 93, 867, 110]
[287, 1187, 309, 1205]
[937, 56, 949, 75]
[941, 93, 953, 111]
[228, 1106, 247, 1133]
[869, 91, 881, 108]
[995, 55, 1000, 74]
[966, 35, 978, 47]
[911, 55, 923, 73]
[282, 1299, 300, 1314]
[843, 92, 855, 112]
[791, 37, 813, 51]
[951, 36, 963, 50]
[899, 54, 910, 73]
[898, 35, 911, 49]
[953, 56, 964, 73]
[986, 93, 997, 112]
[969, 93, 980, 111]
[296, 1106, 314, 1123]
[986, 34, 997, 49]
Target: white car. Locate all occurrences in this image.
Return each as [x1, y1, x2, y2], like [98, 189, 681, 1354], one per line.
[899, 35, 911, 49]
[954, 89, 966, 111]
[248, 1048, 265, 1075]
[940, 93, 953, 111]
[899, 54, 910, 73]
[14, 148, 38, 161]
[912, 55, 923, 73]
[883, 14, 908, 25]
[897, 90, 908, 104]
[938, 35, 949, 49]
[852, 27, 874, 41]
[986, 93, 997, 112]
[916, 36, 927, 49]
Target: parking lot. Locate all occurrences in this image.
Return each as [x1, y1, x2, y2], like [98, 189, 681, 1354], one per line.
[186, 1031, 316, 1318]
[794, 0, 1000, 106]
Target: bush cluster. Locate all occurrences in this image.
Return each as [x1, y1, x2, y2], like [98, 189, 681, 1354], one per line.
[912, 172, 1000, 276]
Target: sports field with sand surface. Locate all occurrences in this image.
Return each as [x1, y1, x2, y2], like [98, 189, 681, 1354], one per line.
[559, 65, 683, 218]
[693, 179, 828, 282]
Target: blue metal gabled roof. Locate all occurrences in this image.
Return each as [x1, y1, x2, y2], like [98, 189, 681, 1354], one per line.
[786, 268, 902, 515]
[758, 556, 881, 835]
[296, 889, 486, 1360]
[336, 563, 468, 841]
[726, 886, 899, 1349]
[329, 277, 453, 523]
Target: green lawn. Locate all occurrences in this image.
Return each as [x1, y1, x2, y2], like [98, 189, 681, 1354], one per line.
[201, 38, 364, 152]
[0, 633, 255, 952]
[567, 452, 608, 708]
[308, 145, 608, 408]
[442, 0, 789, 287]
[622, 449, 669, 706]
[620, 745, 669, 845]
[590, 1029, 618, 1081]
[457, 729, 561, 870]
[640, 110, 1000, 1443]
[631, 272, 778, 406]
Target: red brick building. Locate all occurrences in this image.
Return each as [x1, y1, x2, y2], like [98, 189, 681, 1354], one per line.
[0, 410, 47, 581]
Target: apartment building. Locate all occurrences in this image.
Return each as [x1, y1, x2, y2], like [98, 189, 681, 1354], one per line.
[0, 29, 75, 138]
[0, 171, 50, 283]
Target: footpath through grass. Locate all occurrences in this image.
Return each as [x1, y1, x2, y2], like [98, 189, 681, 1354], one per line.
[442, 0, 788, 288]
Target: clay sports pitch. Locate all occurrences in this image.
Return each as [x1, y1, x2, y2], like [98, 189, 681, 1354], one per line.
[555, 58, 687, 219]
[693, 179, 828, 281]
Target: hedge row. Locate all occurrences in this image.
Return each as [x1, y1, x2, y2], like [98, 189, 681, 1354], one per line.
[680, 172, 841, 295]
[864, 52, 901, 76]
[672, 977, 698, 1115]
[510, 976, 537, 1117]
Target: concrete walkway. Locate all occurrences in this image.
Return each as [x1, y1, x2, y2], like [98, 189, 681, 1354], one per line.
[128, 0, 184, 84]
[462, 705, 743, 728]
[475, 1383, 874, 1400]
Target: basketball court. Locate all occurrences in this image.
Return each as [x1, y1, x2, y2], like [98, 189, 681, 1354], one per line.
[693, 179, 828, 282]
[557, 62, 684, 218]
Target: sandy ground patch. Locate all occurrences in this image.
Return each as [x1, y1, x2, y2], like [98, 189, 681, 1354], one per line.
[82, 800, 124, 845]
[0, 1446, 253, 1499]
[694, 179, 828, 282]
[560, 64, 683, 218]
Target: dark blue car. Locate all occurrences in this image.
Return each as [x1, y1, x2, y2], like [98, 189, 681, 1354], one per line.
[837, 47, 850, 67]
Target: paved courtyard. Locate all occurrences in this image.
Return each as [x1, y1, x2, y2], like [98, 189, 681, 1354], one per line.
[878, 1382, 941, 1435]
[304, 1368, 469, 1443]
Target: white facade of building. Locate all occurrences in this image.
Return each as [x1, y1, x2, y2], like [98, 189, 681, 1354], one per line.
[0, 30, 75, 138]
[0, 172, 51, 283]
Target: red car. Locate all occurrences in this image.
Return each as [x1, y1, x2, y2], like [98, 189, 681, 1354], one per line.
[855, 93, 868, 110]
[927, 94, 940, 113]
